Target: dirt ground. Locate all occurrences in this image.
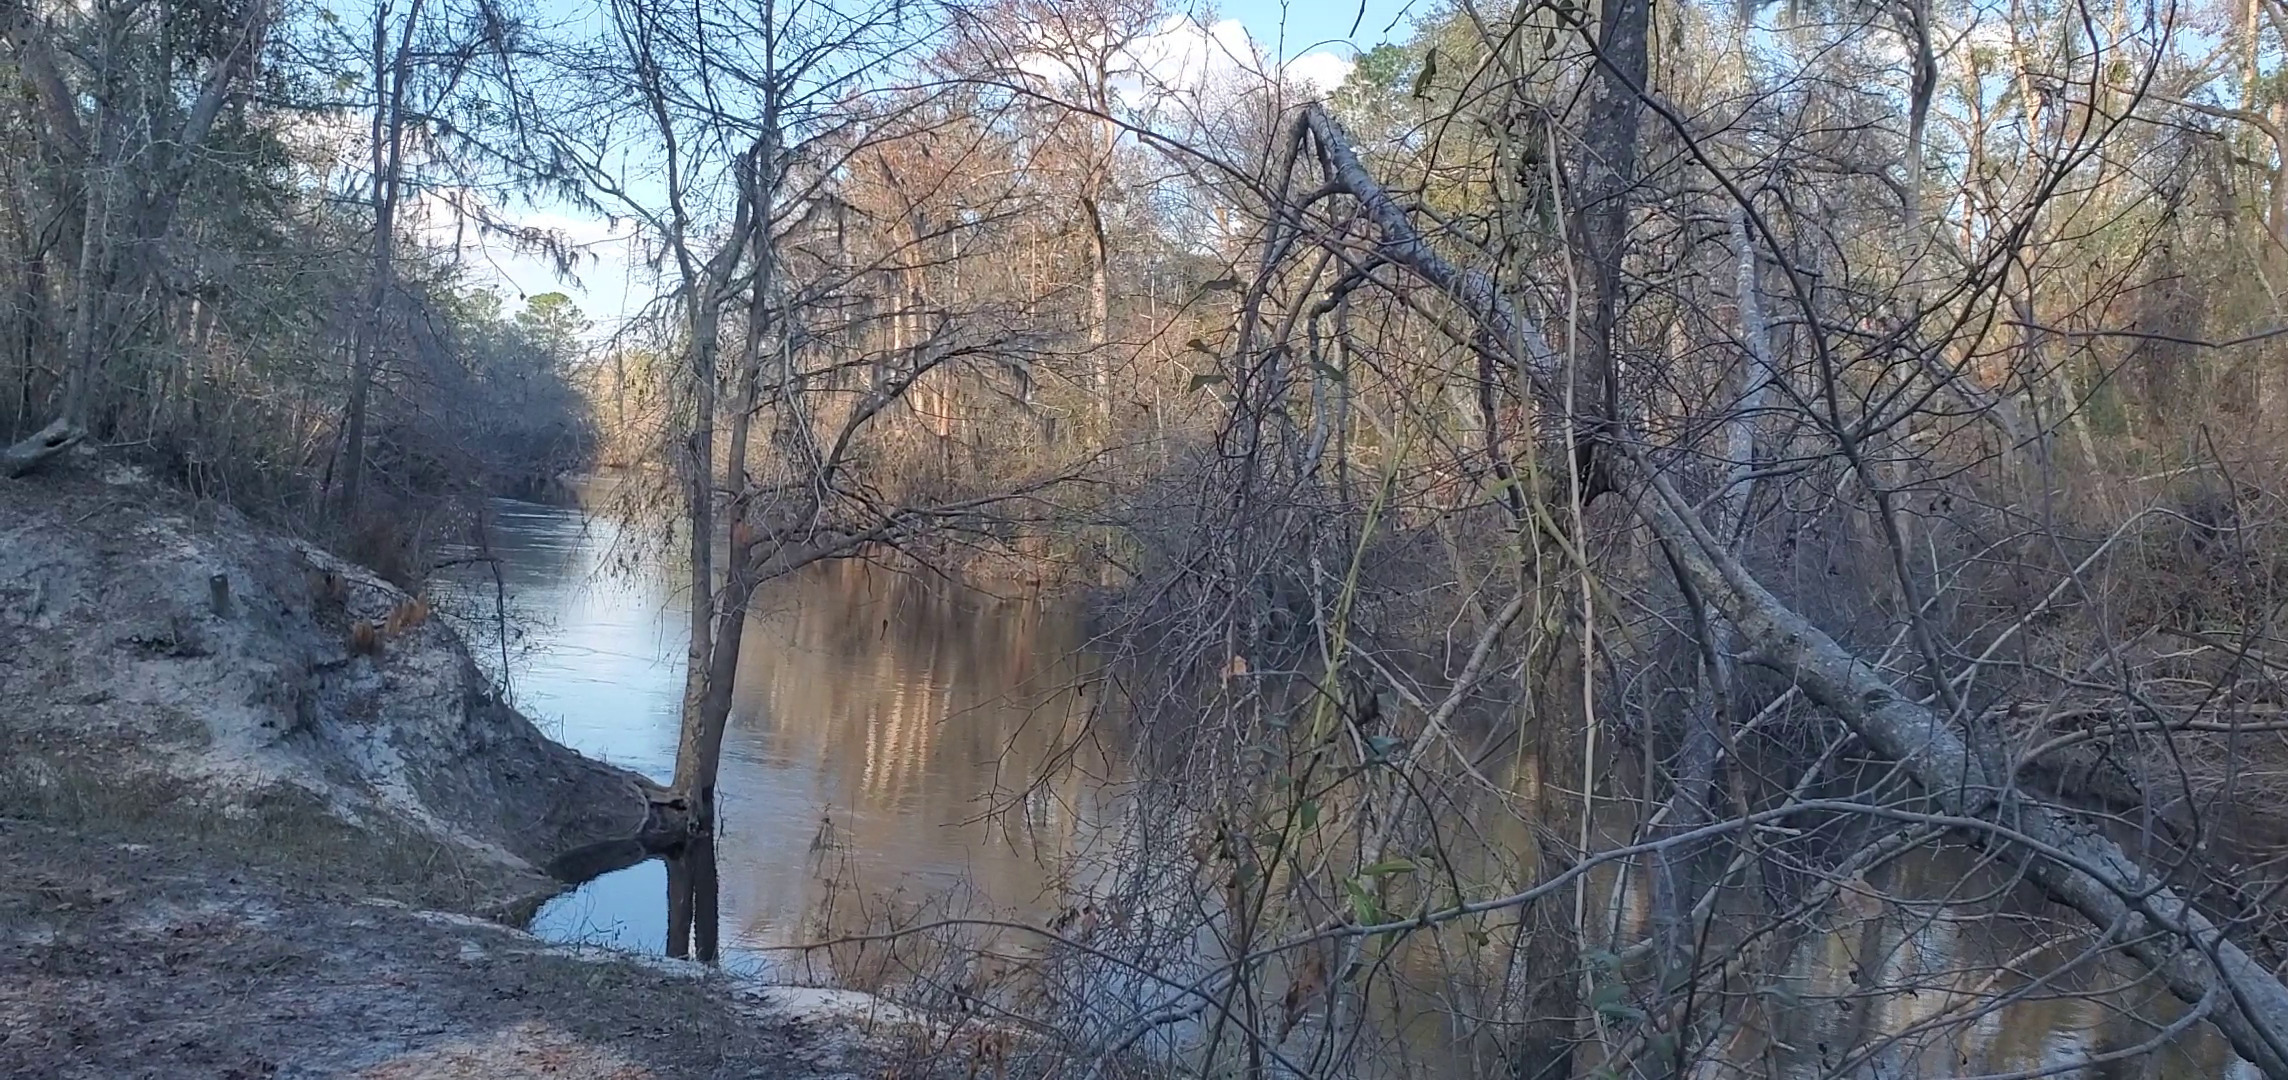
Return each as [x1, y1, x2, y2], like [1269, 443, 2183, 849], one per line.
[0, 818, 928, 1079]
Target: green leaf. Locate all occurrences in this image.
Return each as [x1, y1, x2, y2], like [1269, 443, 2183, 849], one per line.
[1296, 799, 1319, 830]
[1187, 372, 1228, 393]
[1342, 878, 1381, 925]
[1588, 982, 1628, 1009]
[1360, 858, 1416, 878]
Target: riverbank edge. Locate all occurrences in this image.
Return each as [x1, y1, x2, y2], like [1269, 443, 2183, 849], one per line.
[0, 818, 931, 1078]
[0, 458, 938, 1077]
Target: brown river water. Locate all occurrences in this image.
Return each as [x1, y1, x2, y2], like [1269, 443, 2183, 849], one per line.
[435, 488, 2258, 1079]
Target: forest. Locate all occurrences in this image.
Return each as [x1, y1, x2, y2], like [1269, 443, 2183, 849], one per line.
[11, 0, 2288, 1073]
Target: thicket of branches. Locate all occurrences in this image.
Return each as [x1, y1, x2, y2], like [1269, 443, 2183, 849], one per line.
[1059, 0, 2288, 1076]
[22, 0, 2288, 1073]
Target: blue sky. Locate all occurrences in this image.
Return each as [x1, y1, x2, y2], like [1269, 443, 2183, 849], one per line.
[1213, 0, 1421, 58]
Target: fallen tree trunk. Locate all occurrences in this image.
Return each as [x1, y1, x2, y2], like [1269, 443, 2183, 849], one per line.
[1637, 469, 2288, 1076]
[2, 417, 84, 478]
[1290, 100, 2288, 1075]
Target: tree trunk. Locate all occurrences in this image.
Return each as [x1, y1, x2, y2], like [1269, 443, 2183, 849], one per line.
[1085, 102, 1116, 426]
[664, 276, 728, 960]
[1649, 211, 1773, 989]
[1083, 191, 1112, 424]
[1, 416, 84, 477]
[340, 330, 376, 511]
[672, 287, 727, 816]
[671, 137, 774, 828]
[1569, 0, 1736, 1011]
[666, 138, 776, 961]
[1, 93, 114, 477]
[339, 0, 422, 519]
[1572, 0, 1649, 424]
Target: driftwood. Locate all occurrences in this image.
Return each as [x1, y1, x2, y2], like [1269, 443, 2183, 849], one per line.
[1, 417, 84, 478]
[1292, 101, 2288, 1074]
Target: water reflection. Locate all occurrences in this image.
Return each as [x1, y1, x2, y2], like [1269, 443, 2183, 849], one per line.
[718, 561, 1118, 971]
[435, 498, 686, 780]
[1737, 845, 2250, 1080]
[437, 494, 1116, 981]
[666, 833, 719, 963]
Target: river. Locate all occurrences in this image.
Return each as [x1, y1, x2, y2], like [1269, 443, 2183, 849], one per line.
[437, 489, 2257, 1079]
[434, 492, 1115, 983]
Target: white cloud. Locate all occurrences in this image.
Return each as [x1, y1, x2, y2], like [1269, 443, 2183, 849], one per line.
[1128, 16, 1260, 97]
[1013, 14, 1339, 117]
[1285, 51, 1354, 95]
